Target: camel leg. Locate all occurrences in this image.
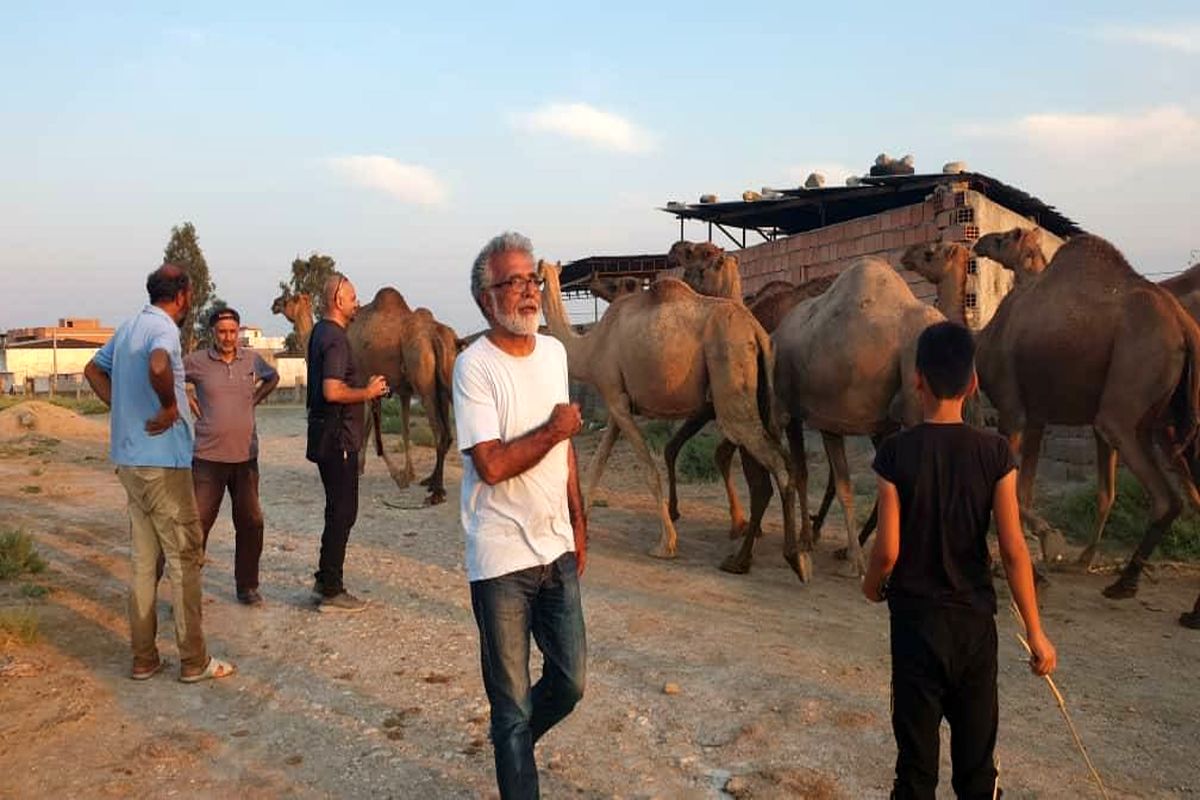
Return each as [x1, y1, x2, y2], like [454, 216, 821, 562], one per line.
[419, 389, 450, 506]
[1100, 424, 1181, 599]
[400, 393, 416, 486]
[1012, 425, 1068, 564]
[1078, 432, 1118, 569]
[1181, 593, 1200, 630]
[606, 398, 679, 559]
[738, 445, 774, 540]
[664, 409, 715, 522]
[811, 464, 836, 543]
[822, 431, 865, 577]
[375, 393, 416, 490]
[714, 439, 751, 538]
[720, 427, 805, 581]
[583, 420, 619, 512]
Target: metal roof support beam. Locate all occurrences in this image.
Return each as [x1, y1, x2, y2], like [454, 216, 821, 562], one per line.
[714, 223, 744, 250]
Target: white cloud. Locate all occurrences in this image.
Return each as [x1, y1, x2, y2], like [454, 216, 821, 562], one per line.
[325, 156, 449, 206]
[955, 106, 1200, 164]
[514, 102, 656, 154]
[783, 162, 861, 188]
[1091, 23, 1200, 54]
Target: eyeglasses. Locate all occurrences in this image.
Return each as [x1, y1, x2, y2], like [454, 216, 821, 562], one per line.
[487, 275, 545, 295]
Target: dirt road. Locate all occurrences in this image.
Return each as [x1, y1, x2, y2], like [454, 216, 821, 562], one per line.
[1, 406, 1197, 798]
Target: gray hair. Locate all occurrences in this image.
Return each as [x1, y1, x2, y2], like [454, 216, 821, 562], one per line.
[471, 231, 534, 315]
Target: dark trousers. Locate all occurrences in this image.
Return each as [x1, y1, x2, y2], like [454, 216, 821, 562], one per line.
[315, 450, 359, 596]
[192, 458, 264, 594]
[470, 553, 587, 800]
[890, 607, 999, 800]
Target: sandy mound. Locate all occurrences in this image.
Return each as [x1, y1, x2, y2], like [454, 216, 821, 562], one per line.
[0, 402, 107, 442]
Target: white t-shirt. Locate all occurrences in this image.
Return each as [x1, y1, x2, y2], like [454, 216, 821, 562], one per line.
[453, 334, 575, 582]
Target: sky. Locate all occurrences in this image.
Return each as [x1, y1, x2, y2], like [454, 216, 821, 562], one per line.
[1, 2, 1198, 337]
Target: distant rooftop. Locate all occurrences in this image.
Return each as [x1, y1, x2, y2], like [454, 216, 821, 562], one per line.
[661, 172, 1083, 243]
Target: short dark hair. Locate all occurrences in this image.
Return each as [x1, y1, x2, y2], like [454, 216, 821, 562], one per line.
[146, 264, 191, 305]
[916, 321, 976, 399]
[208, 307, 240, 327]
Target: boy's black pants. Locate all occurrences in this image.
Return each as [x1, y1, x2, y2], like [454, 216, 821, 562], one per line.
[890, 606, 999, 800]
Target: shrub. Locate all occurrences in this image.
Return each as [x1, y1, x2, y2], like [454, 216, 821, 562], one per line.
[0, 607, 39, 645]
[0, 530, 48, 580]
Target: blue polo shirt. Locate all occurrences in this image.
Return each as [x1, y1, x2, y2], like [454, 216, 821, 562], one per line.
[92, 304, 194, 468]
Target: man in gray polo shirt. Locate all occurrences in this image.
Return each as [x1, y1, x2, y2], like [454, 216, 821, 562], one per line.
[185, 307, 279, 606]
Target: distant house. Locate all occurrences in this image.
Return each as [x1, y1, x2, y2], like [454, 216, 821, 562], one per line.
[1, 318, 115, 392]
[238, 325, 286, 353]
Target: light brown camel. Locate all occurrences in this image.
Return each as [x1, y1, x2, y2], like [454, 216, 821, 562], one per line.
[587, 273, 642, 302]
[770, 256, 949, 575]
[539, 260, 808, 579]
[965, 231, 1200, 598]
[270, 291, 315, 354]
[348, 288, 458, 506]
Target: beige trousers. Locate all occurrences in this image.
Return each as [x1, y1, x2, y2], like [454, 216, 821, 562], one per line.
[116, 466, 208, 672]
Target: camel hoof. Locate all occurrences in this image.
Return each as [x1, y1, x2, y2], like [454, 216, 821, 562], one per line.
[1180, 611, 1200, 630]
[389, 472, 412, 490]
[669, 507, 681, 523]
[425, 490, 447, 507]
[1076, 545, 1098, 570]
[1102, 577, 1138, 600]
[809, 516, 823, 543]
[719, 553, 751, 575]
[1040, 528, 1069, 564]
[648, 544, 677, 560]
[836, 558, 865, 580]
[785, 551, 812, 583]
[832, 547, 848, 561]
[418, 474, 434, 487]
[728, 523, 748, 540]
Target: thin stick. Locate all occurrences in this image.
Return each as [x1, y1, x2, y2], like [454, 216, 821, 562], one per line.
[1008, 602, 1110, 800]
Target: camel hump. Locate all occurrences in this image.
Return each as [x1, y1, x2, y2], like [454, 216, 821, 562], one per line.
[827, 257, 915, 304]
[647, 277, 700, 302]
[371, 287, 412, 312]
[1049, 234, 1144, 284]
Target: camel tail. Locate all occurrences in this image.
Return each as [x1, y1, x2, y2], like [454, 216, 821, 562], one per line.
[372, 398, 385, 458]
[1170, 315, 1200, 475]
[431, 333, 454, 447]
[753, 322, 781, 443]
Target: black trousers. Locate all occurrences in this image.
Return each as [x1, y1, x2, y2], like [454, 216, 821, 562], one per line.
[315, 450, 359, 596]
[192, 458, 264, 593]
[890, 607, 999, 800]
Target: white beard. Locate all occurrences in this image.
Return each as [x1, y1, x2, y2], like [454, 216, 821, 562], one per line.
[495, 307, 540, 336]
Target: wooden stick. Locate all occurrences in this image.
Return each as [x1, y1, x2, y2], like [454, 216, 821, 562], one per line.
[1008, 602, 1110, 800]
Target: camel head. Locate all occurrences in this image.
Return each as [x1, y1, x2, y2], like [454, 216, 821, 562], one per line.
[670, 241, 741, 300]
[973, 227, 1045, 279]
[270, 290, 290, 317]
[901, 243, 971, 286]
[588, 273, 642, 303]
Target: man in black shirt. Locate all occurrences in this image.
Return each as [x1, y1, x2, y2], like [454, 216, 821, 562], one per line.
[863, 321, 1056, 800]
[306, 273, 388, 612]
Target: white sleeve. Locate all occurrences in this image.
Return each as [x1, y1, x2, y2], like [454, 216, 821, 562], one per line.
[453, 355, 501, 451]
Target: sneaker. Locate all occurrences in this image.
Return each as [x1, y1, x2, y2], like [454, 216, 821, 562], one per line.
[311, 579, 326, 600]
[237, 589, 264, 607]
[317, 591, 368, 614]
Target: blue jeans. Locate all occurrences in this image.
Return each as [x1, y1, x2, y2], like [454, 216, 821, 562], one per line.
[470, 552, 587, 800]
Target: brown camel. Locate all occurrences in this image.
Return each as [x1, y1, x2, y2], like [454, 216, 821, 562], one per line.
[587, 273, 642, 302]
[669, 240, 743, 300]
[1157, 262, 1200, 322]
[964, 231, 1200, 598]
[770, 256, 949, 575]
[270, 291, 315, 354]
[539, 260, 807, 579]
[348, 288, 457, 506]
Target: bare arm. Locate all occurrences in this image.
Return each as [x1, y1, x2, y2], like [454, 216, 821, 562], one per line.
[322, 376, 387, 405]
[863, 476, 901, 602]
[83, 361, 112, 407]
[567, 440, 587, 576]
[469, 403, 582, 486]
[995, 471, 1057, 676]
[254, 374, 280, 405]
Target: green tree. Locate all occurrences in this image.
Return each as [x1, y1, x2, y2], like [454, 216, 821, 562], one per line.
[281, 253, 337, 313]
[163, 221, 220, 353]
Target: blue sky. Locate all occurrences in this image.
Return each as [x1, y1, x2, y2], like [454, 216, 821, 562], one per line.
[1, 2, 1197, 336]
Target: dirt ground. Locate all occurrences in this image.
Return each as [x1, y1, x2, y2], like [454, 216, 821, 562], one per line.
[1, 404, 1198, 799]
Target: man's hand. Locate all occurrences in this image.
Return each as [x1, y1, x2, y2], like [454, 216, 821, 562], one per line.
[575, 544, 587, 577]
[1027, 630, 1057, 677]
[547, 403, 582, 442]
[187, 394, 202, 420]
[366, 375, 389, 400]
[145, 404, 180, 436]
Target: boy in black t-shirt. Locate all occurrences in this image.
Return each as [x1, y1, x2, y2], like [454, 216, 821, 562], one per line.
[863, 321, 1056, 800]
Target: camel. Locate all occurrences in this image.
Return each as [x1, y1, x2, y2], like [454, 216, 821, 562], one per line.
[271, 291, 315, 354]
[539, 260, 808, 579]
[348, 288, 457, 506]
[1157, 262, 1200, 323]
[587, 273, 642, 303]
[669, 240, 743, 300]
[922, 232, 1200, 598]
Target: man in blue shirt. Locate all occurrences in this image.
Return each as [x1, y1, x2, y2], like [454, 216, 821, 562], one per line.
[85, 264, 236, 683]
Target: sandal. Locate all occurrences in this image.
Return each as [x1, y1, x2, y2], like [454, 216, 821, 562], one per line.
[179, 656, 237, 684]
[131, 659, 167, 681]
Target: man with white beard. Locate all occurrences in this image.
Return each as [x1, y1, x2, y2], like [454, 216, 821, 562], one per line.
[452, 231, 588, 800]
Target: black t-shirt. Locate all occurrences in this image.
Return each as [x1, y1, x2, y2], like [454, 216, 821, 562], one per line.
[305, 319, 364, 461]
[872, 423, 1016, 615]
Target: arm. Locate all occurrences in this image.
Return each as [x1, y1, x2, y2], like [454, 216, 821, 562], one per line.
[322, 376, 386, 405]
[469, 403, 581, 486]
[862, 476, 900, 602]
[994, 471, 1057, 676]
[567, 440, 587, 576]
[253, 356, 280, 405]
[145, 348, 179, 435]
[83, 360, 112, 407]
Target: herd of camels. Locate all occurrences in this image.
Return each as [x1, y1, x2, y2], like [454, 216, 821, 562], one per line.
[271, 227, 1200, 611]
